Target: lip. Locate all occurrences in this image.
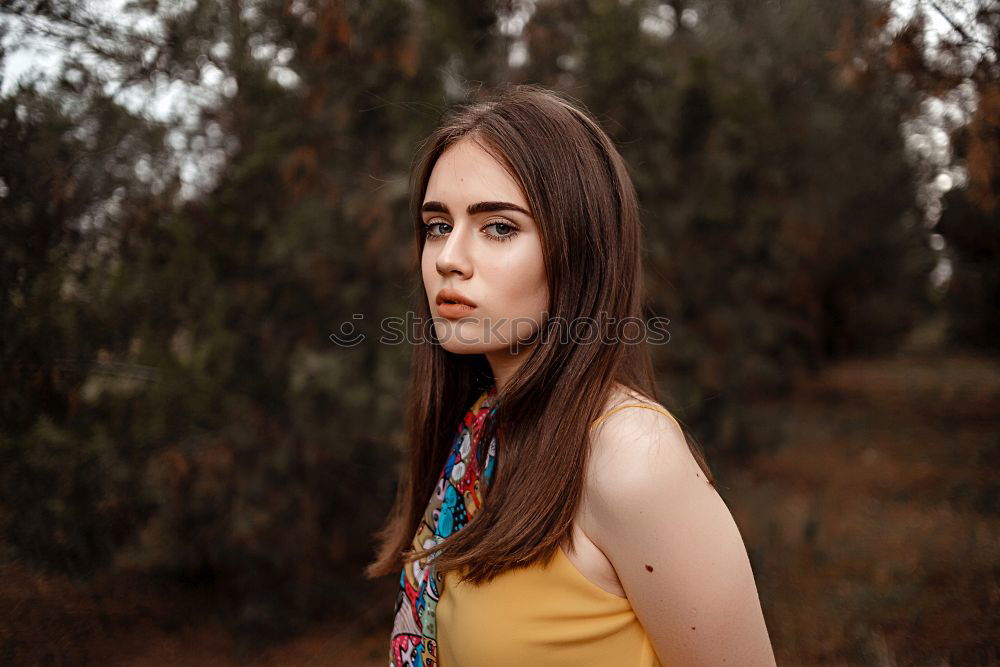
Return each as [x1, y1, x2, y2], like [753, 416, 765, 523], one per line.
[436, 288, 477, 308]
[436, 302, 477, 319]
[434, 288, 478, 320]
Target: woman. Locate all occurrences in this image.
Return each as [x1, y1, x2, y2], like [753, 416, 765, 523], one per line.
[366, 84, 777, 667]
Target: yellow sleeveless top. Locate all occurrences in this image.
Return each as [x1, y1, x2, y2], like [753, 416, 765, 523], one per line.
[436, 401, 681, 667]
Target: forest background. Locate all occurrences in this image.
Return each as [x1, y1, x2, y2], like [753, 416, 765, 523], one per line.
[1, 0, 998, 664]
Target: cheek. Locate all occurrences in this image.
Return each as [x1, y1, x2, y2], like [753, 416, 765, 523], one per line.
[485, 245, 548, 317]
[421, 248, 437, 295]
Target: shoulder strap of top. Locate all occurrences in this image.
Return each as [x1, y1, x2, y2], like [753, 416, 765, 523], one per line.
[588, 402, 683, 434]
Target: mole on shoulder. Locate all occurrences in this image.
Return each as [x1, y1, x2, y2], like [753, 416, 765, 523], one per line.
[644, 564, 654, 572]
[691, 626, 696, 630]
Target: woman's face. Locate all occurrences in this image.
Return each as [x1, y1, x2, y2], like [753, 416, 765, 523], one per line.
[421, 137, 548, 361]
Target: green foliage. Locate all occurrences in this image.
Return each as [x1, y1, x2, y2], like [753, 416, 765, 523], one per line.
[937, 186, 1000, 353]
[0, 78, 167, 574]
[511, 0, 939, 456]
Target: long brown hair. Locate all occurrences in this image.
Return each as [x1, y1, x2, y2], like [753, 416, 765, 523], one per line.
[365, 83, 715, 585]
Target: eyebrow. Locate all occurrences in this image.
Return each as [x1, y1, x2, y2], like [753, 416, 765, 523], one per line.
[421, 200, 532, 217]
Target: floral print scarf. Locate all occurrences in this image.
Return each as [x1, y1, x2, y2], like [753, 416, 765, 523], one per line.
[389, 384, 499, 667]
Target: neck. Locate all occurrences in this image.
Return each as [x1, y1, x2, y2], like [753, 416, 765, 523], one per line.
[484, 341, 536, 392]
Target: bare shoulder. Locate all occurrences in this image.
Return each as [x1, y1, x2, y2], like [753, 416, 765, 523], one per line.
[583, 387, 777, 665]
[587, 386, 703, 496]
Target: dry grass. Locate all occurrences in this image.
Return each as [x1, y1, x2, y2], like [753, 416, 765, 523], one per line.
[727, 353, 1000, 666]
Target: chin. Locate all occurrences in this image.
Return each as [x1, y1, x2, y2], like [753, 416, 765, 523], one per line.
[439, 341, 500, 355]
[433, 320, 486, 353]
[431, 322, 506, 355]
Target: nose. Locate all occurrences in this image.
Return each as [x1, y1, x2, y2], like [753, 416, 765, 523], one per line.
[435, 220, 473, 278]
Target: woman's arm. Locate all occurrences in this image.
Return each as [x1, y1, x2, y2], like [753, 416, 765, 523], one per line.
[584, 408, 777, 667]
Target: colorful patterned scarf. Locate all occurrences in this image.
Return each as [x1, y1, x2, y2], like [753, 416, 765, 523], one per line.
[389, 384, 499, 667]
